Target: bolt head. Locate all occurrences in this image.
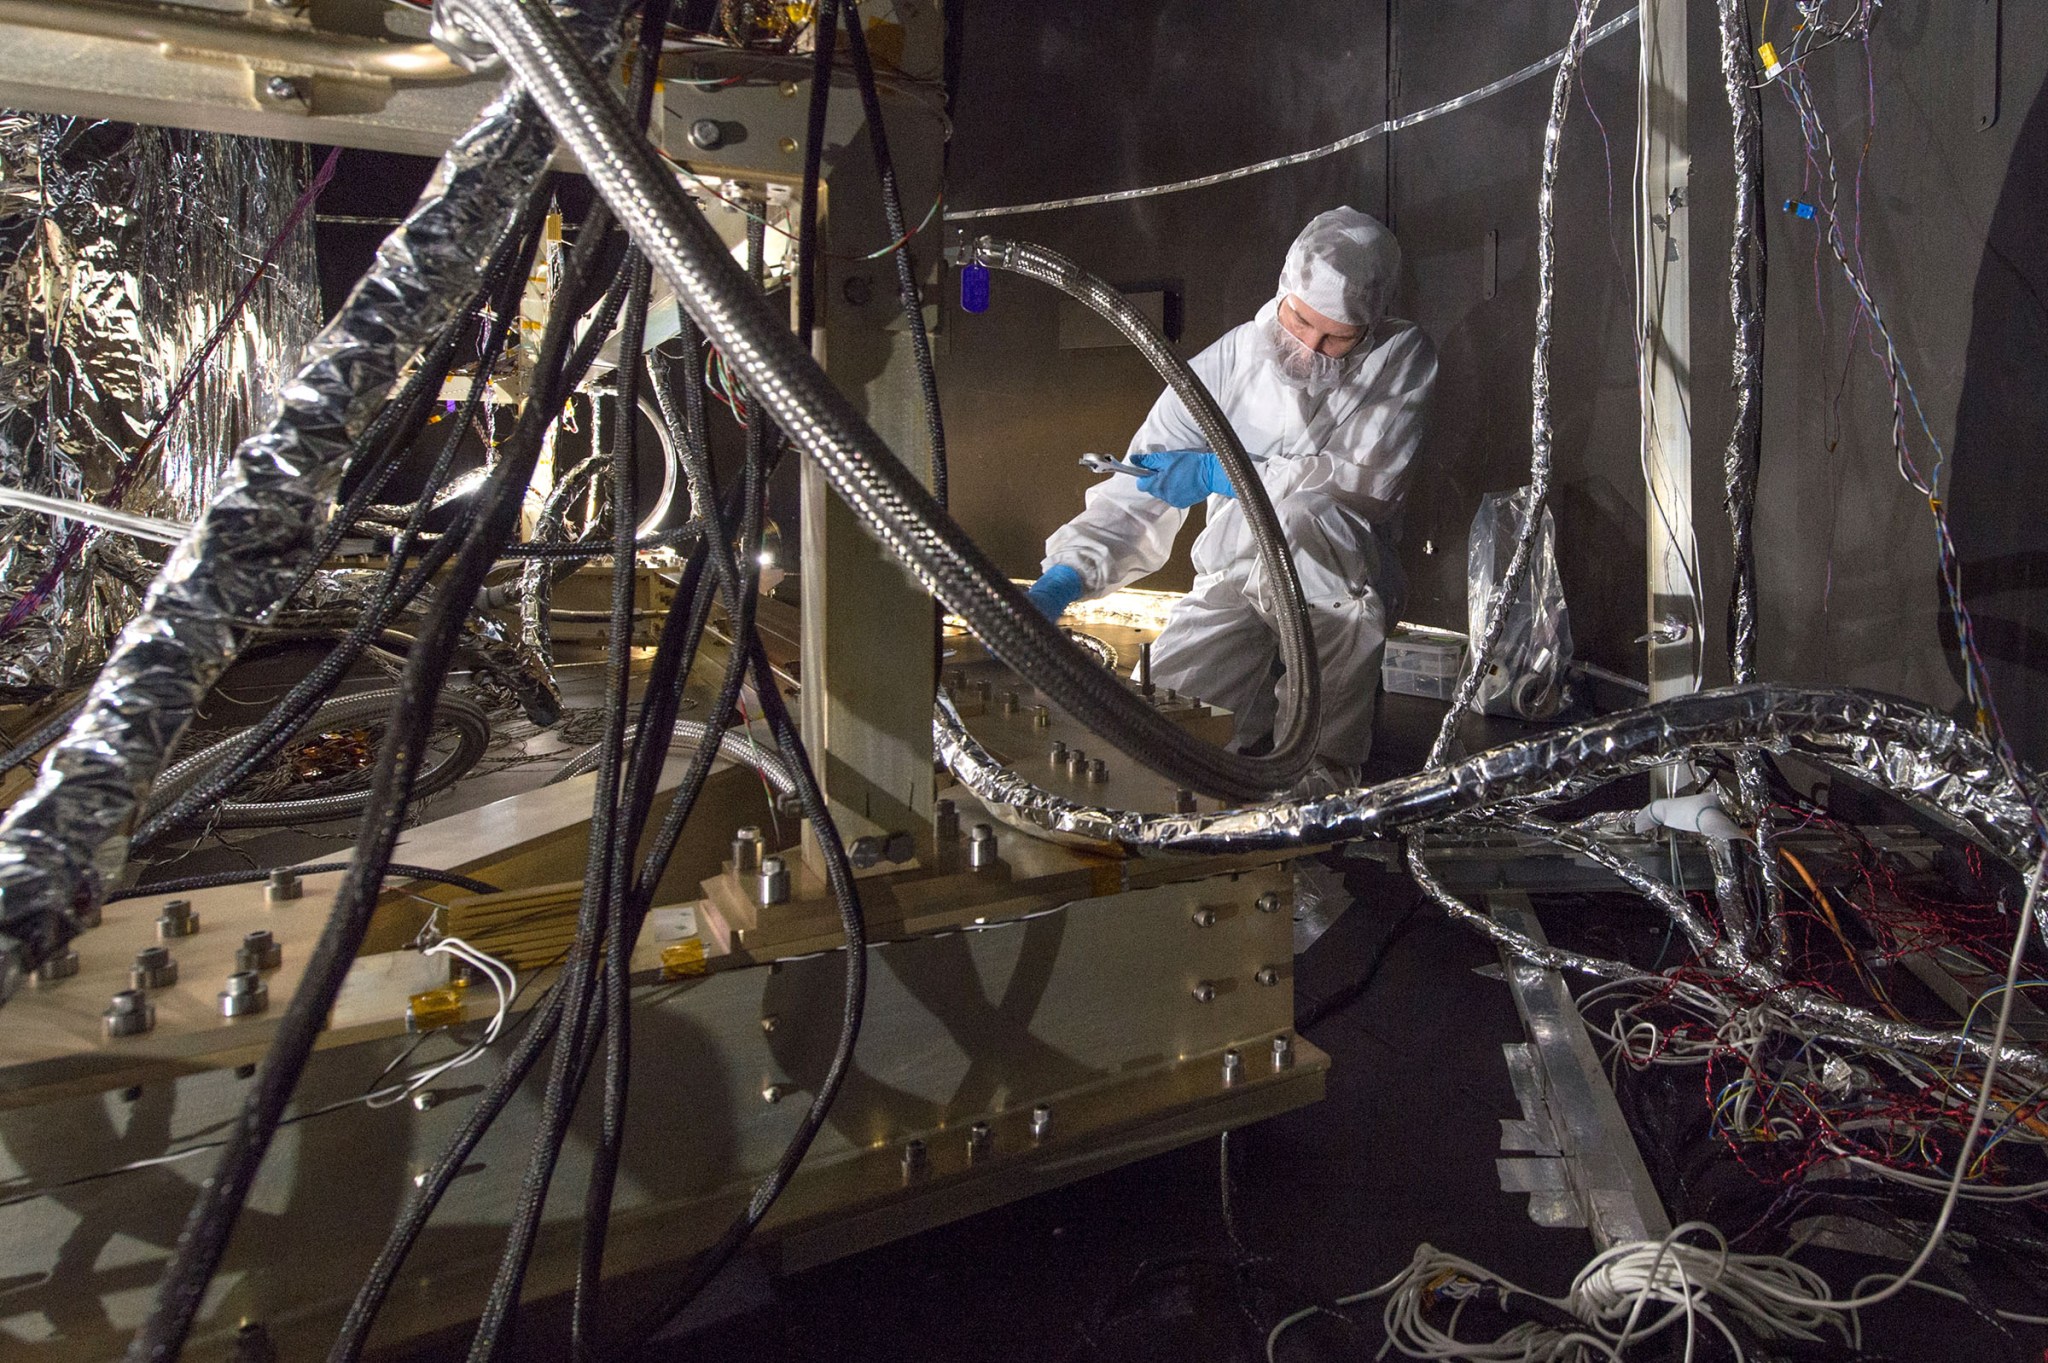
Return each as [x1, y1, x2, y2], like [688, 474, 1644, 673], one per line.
[761, 1082, 788, 1104]
[778, 135, 798, 154]
[1191, 908, 1216, 928]
[1255, 892, 1282, 914]
[263, 75, 303, 101]
[848, 835, 883, 869]
[1255, 966, 1279, 987]
[780, 79, 799, 97]
[411, 1090, 439, 1111]
[1030, 1103, 1053, 1140]
[1190, 982, 1216, 1004]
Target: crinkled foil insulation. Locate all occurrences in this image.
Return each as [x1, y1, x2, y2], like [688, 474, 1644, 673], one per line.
[939, 684, 2046, 868]
[0, 117, 318, 699]
[0, 2, 625, 991]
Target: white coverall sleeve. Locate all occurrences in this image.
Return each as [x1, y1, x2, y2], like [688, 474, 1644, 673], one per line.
[1256, 325, 1439, 525]
[1041, 339, 1232, 597]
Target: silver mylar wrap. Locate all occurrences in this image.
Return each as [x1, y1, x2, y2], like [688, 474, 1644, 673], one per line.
[940, 684, 2046, 868]
[1428, 0, 1605, 767]
[0, 2, 623, 993]
[0, 118, 318, 700]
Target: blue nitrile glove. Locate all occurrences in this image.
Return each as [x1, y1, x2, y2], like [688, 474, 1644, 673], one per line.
[1132, 449, 1234, 508]
[1025, 563, 1086, 620]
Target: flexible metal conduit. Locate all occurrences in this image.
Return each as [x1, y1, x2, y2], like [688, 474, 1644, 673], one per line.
[441, 0, 1321, 802]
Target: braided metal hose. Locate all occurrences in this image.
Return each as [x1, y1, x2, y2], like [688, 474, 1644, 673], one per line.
[966, 236, 1321, 780]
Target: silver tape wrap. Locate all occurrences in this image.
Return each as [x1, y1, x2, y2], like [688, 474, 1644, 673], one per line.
[1405, 837, 1638, 981]
[516, 446, 604, 676]
[0, 121, 318, 699]
[0, 26, 597, 990]
[940, 685, 2048, 866]
[1715, 0, 1785, 962]
[1429, 0, 1605, 768]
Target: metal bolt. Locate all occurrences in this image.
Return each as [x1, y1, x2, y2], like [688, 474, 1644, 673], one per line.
[779, 79, 799, 97]
[756, 855, 790, 906]
[998, 690, 1018, 715]
[1084, 757, 1108, 784]
[1064, 747, 1086, 777]
[238, 930, 282, 973]
[967, 823, 998, 871]
[1191, 907, 1217, 928]
[760, 1014, 778, 1034]
[132, 945, 178, 990]
[687, 118, 723, 150]
[973, 679, 993, 703]
[104, 989, 154, 1038]
[1030, 1103, 1053, 1141]
[934, 798, 960, 840]
[849, 835, 885, 870]
[901, 1137, 929, 1182]
[778, 135, 798, 154]
[157, 899, 197, 939]
[1254, 966, 1280, 987]
[30, 948, 78, 986]
[1222, 1048, 1244, 1085]
[1030, 705, 1050, 728]
[1175, 789, 1197, 814]
[411, 1090, 439, 1112]
[967, 1120, 992, 1162]
[732, 826, 763, 874]
[1137, 641, 1155, 698]
[1190, 981, 1216, 1004]
[1047, 739, 1068, 766]
[761, 1082, 788, 1104]
[881, 830, 917, 864]
[219, 971, 268, 1017]
[266, 869, 301, 903]
[1272, 1035, 1295, 1071]
[263, 75, 303, 102]
[1255, 892, 1282, 914]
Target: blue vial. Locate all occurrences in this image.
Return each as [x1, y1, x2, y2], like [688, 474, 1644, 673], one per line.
[959, 261, 991, 314]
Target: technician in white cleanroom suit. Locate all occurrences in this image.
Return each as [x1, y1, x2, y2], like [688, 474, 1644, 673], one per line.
[1024, 208, 1437, 772]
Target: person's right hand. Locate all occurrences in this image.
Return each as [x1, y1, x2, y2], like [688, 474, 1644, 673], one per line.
[1024, 564, 1085, 620]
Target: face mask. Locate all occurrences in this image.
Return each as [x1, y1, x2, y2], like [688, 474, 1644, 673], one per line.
[1262, 312, 1348, 395]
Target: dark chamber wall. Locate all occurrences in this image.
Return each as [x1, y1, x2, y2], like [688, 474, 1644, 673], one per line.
[944, 2, 2048, 765]
[942, 2, 1390, 590]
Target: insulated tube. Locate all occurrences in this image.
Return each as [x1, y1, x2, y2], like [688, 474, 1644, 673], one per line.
[441, 0, 1318, 801]
[0, 41, 567, 993]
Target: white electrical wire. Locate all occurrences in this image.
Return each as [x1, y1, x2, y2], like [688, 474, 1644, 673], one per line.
[363, 935, 515, 1109]
[944, 9, 1642, 221]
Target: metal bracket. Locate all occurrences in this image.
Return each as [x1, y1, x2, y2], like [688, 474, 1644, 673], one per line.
[1487, 893, 1672, 1248]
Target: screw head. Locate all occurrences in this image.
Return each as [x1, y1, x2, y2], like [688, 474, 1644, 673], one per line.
[688, 118, 724, 150]
[779, 79, 799, 97]
[1190, 981, 1217, 1004]
[238, 930, 282, 973]
[1031, 705, 1050, 728]
[761, 1082, 788, 1104]
[967, 1120, 992, 1160]
[1048, 739, 1067, 764]
[1030, 1103, 1053, 1141]
[1255, 966, 1280, 987]
[778, 135, 798, 154]
[104, 989, 155, 1038]
[157, 899, 197, 939]
[30, 947, 78, 986]
[411, 1090, 439, 1111]
[760, 1014, 778, 1034]
[1222, 1048, 1244, 1085]
[1190, 908, 1216, 928]
[219, 970, 268, 1017]
[1272, 1035, 1296, 1070]
[263, 75, 303, 101]
[132, 945, 178, 990]
[1255, 892, 1282, 914]
[1084, 757, 1108, 783]
[901, 1138, 929, 1181]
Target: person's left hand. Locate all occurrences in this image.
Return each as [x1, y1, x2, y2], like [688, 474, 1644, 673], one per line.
[1132, 449, 1234, 508]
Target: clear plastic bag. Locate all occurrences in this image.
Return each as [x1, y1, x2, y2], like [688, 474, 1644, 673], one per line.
[1466, 488, 1573, 719]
